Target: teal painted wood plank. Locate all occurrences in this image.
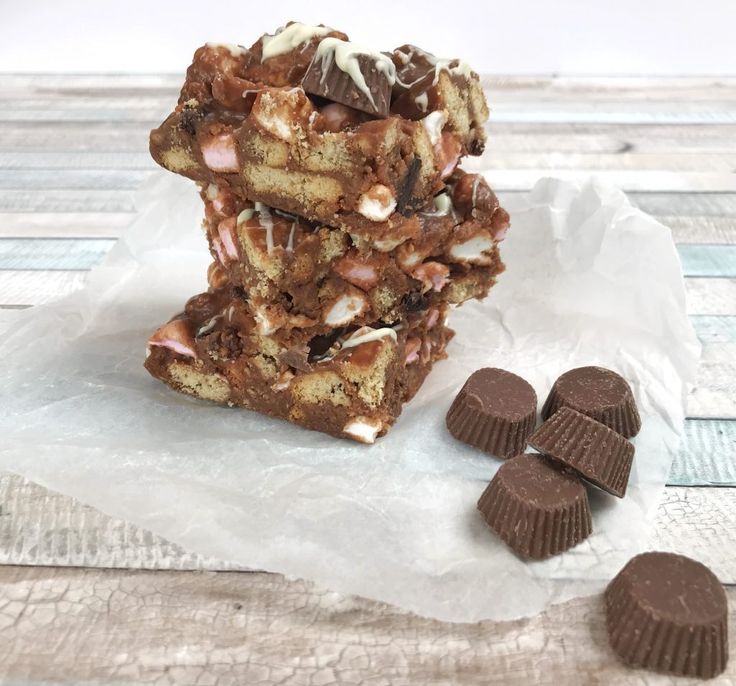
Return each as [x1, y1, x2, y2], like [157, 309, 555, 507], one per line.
[678, 245, 736, 277]
[669, 419, 736, 485]
[2, 238, 735, 278]
[0, 238, 115, 270]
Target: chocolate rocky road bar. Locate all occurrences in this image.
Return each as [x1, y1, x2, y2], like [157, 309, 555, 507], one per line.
[202, 169, 508, 336]
[149, 21, 489, 231]
[145, 287, 454, 443]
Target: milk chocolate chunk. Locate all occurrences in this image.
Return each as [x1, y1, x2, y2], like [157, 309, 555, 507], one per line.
[302, 37, 394, 117]
[477, 453, 592, 559]
[542, 366, 641, 438]
[605, 552, 729, 679]
[529, 407, 634, 497]
[446, 368, 537, 458]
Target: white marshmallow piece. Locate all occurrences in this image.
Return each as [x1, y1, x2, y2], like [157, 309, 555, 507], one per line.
[324, 292, 368, 326]
[357, 184, 396, 222]
[201, 133, 239, 173]
[449, 234, 494, 264]
[343, 417, 382, 444]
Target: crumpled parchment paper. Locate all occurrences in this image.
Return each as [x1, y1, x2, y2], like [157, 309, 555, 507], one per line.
[0, 173, 700, 622]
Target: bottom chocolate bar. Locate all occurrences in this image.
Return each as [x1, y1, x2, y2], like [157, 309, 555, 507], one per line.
[145, 287, 453, 443]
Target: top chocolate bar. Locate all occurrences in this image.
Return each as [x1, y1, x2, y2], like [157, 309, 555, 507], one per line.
[150, 22, 489, 230]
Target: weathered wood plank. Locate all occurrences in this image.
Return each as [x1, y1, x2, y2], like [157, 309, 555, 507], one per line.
[0, 169, 152, 191]
[3, 167, 736, 194]
[2, 211, 733, 246]
[485, 170, 736, 192]
[0, 238, 116, 270]
[685, 278, 736, 316]
[0, 121, 153, 152]
[0, 270, 88, 305]
[2, 239, 734, 278]
[3, 564, 732, 685]
[488, 124, 736, 154]
[0, 212, 135, 238]
[670, 419, 736, 485]
[7, 150, 736, 174]
[476, 151, 736, 172]
[0, 190, 136, 213]
[689, 315, 736, 419]
[5, 121, 736, 157]
[0, 73, 182, 90]
[0, 151, 152, 170]
[678, 246, 736, 277]
[661, 216, 736, 245]
[490, 107, 736, 125]
[4, 190, 736, 219]
[0, 471, 734, 578]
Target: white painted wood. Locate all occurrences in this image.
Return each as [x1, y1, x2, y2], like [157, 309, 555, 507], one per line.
[0, 74, 735, 679]
[0, 471, 734, 579]
[2, 563, 731, 685]
[0, 270, 88, 306]
[0, 212, 135, 238]
[685, 278, 736, 316]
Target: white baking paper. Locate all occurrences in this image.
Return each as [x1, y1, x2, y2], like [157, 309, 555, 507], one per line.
[0, 173, 699, 622]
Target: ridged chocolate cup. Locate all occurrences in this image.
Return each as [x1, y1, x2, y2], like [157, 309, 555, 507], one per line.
[542, 366, 641, 438]
[446, 368, 537, 458]
[477, 453, 592, 560]
[529, 407, 634, 497]
[605, 552, 729, 679]
[302, 50, 392, 117]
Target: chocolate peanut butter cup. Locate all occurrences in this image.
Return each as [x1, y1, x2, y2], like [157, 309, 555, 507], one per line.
[302, 37, 393, 117]
[446, 368, 537, 458]
[528, 407, 634, 497]
[605, 552, 729, 679]
[542, 366, 641, 438]
[477, 453, 592, 560]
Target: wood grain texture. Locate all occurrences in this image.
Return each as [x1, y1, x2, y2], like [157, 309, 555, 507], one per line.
[3, 212, 733, 246]
[2, 472, 735, 579]
[671, 419, 736, 485]
[0, 74, 735, 682]
[3, 238, 734, 277]
[0, 211, 135, 238]
[0, 564, 732, 685]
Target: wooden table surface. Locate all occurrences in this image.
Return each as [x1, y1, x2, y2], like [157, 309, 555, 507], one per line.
[0, 74, 735, 685]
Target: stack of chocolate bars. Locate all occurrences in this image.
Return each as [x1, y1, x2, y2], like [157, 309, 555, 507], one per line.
[145, 22, 509, 443]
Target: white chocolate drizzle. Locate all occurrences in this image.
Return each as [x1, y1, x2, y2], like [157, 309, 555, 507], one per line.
[237, 208, 254, 224]
[314, 37, 396, 110]
[196, 314, 222, 338]
[286, 222, 296, 253]
[340, 326, 397, 350]
[206, 42, 247, 58]
[395, 45, 474, 89]
[254, 202, 274, 254]
[420, 192, 453, 217]
[414, 92, 429, 113]
[261, 23, 332, 61]
[471, 176, 480, 209]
